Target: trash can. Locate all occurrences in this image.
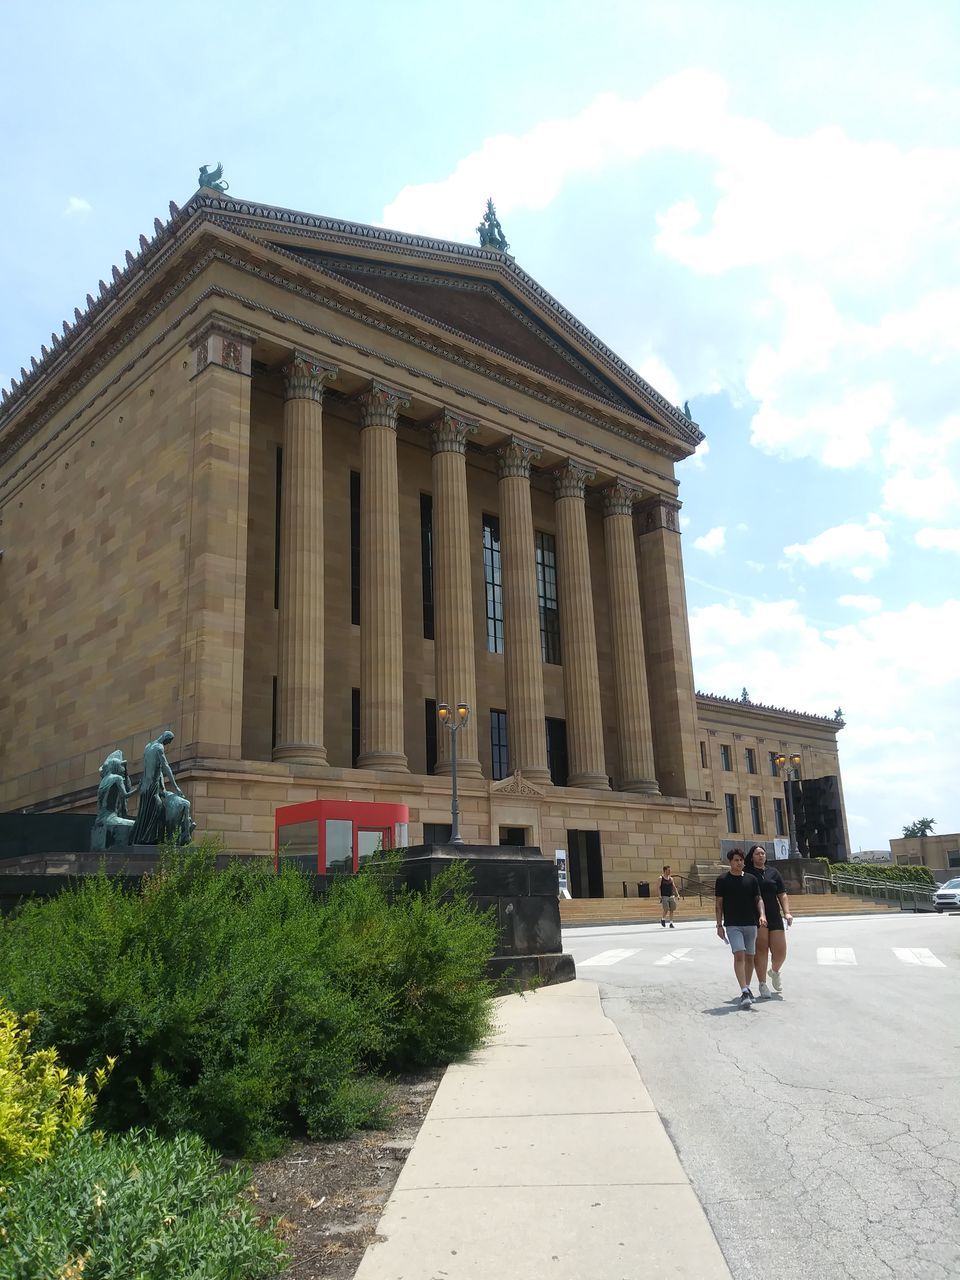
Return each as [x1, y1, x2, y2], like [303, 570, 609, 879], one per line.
[637, 881, 650, 898]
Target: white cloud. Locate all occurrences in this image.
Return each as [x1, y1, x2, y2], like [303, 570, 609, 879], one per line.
[679, 438, 710, 471]
[689, 596, 960, 848]
[63, 196, 92, 217]
[634, 353, 681, 406]
[784, 522, 889, 579]
[693, 526, 726, 554]
[837, 594, 883, 612]
[916, 528, 960, 553]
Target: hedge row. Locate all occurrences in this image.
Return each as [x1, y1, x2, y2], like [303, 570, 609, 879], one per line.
[0, 846, 496, 1158]
[816, 858, 935, 887]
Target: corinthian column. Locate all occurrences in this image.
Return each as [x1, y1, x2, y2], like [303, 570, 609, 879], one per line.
[273, 353, 337, 764]
[602, 482, 659, 793]
[554, 461, 609, 788]
[431, 410, 482, 777]
[356, 382, 410, 771]
[497, 437, 550, 785]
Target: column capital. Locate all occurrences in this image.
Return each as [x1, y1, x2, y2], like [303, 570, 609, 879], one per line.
[553, 459, 596, 501]
[356, 381, 411, 430]
[429, 409, 479, 456]
[496, 435, 542, 480]
[602, 479, 642, 518]
[282, 352, 338, 403]
[636, 494, 682, 534]
[189, 316, 255, 378]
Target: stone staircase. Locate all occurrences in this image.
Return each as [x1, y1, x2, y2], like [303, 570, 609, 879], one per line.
[560, 890, 900, 928]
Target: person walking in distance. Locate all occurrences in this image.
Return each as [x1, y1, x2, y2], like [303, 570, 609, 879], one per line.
[659, 865, 681, 928]
[715, 848, 766, 1008]
[745, 845, 792, 997]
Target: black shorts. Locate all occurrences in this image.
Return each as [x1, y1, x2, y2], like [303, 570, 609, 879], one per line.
[763, 918, 785, 933]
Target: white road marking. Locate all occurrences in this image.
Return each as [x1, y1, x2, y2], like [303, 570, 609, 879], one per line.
[817, 947, 857, 965]
[893, 948, 946, 968]
[578, 948, 640, 967]
[654, 948, 694, 966]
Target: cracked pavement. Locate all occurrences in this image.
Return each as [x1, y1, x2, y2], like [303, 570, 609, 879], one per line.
[566, 913, 960, 1279]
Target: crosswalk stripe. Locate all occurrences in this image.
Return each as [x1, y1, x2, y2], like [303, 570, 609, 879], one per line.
[578, 948, 639, 967]
[655, 948, 693, 966]
[893, 947, 946, 968]
[817, 947, 857, 965]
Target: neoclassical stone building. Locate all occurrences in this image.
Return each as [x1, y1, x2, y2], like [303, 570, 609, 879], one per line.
[0, 186, 846, 890]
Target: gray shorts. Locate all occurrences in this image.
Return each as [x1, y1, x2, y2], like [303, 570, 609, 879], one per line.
[726, 925, 758, 955]
[661, 895, 678, 911]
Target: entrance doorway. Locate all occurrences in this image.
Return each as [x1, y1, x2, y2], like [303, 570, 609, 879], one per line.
[566, 830, 604, 897]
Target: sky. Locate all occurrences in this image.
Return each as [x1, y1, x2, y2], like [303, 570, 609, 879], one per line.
[1, 0, 957, 852]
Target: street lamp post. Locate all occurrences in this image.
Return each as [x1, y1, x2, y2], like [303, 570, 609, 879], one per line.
[437, 702, 471, 845]
[775, 752, 802, 857]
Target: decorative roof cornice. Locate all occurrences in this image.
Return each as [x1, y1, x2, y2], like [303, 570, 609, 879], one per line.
[696, 690, 845, 729]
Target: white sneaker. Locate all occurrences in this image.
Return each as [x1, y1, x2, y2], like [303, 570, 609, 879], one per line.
[758, 981, 771, 999]
[770, 970, 782, 993]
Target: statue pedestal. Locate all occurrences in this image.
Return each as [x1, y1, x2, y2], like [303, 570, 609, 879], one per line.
[398, 843, 575, 989]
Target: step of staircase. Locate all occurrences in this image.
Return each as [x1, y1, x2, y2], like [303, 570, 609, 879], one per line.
[560, 892, 901, 927]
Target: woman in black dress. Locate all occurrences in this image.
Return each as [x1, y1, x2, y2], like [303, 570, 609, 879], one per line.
[746, 845, 792, 996]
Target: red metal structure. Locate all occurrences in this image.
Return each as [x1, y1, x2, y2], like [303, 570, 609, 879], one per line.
[274, 799, 409, 874]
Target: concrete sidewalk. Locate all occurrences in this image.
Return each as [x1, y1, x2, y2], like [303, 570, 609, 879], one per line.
[355, 979, 732, 1280]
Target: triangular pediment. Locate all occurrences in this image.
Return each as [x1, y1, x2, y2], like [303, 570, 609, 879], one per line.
[274, 248, 633, 409]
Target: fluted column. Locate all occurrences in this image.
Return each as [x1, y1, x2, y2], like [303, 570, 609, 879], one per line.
[635, 494, 703, 799]
[431, 410, 482, 777]
[273, 353, 337, 765]
[602, 482, 659, 793]
[356, 382, 409, 771]
[497, 437, 550, 784]
[554, 462, 609, 788]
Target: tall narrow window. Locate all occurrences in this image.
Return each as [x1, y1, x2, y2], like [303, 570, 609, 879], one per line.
[420, 494, 434, 640]
[271, 675, 278, 750]
[350, 471, 361, 626]
[490, 709, 509, 781]
[724, 793, 739, 833]
[535, 531, 561, 664]
[720, 744, 733, 771]
[424, 699, 437, 775]
[700, 740, 708, 768]
[774, 797, 786, 836]
[750, 796, 763, 834]
[351, 688, 360, 768]
[546, 717, 569, 787]
[482, 514, 503, 653]
[769, 751, 780, 777]
[274, 447, 283, 610]
[745, 748, 757, 774]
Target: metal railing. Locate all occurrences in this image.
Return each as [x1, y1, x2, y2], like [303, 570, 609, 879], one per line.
[802, 872, 935, 912]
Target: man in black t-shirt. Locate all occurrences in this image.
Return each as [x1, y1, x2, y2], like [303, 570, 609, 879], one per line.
[715, 848, 766, 1008]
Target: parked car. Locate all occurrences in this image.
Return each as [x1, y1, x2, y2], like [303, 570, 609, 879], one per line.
[933, 878, 960, 912]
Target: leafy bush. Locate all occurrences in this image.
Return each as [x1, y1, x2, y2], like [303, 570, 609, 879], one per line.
[0, 1003, 112, 1182]
[0, 1129, 287, 1279]
[832, 862, 935, 887]
[0, 844, 495, 1156]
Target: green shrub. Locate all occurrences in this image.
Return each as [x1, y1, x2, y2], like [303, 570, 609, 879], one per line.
[0, 843, 495, 1156]
[0, 1003, 112, 1182]
[0, 1129, 287, 1279]
[831, 862, 935, 887]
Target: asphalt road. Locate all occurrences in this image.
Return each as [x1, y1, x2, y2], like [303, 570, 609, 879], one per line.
[563, 912, 960, 1280]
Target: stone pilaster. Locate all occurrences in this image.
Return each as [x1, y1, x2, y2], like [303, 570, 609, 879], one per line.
[602, 481, 659, 793]
[180, 321, 254, 759]
[273, 353, 337, 765]
[356, 382, 410, 771]
[635, 494, 703, 799]
[497, 437, 550, 785]
[430, 410, 482, 777]
[553, 462, 609, 788]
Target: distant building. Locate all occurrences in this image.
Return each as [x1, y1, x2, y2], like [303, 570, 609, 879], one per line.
[889, 834, 960, 871]
[0, 184, 850, 893]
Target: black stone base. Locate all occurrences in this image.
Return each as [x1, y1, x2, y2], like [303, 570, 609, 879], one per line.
[399, 843, 576, 990]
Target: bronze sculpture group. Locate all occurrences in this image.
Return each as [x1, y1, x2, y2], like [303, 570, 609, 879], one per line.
[91, 731, 195, 851]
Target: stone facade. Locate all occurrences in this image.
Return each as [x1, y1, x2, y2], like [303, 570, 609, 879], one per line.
[889, 834, 960, 870]
[0, 190, 846, 893]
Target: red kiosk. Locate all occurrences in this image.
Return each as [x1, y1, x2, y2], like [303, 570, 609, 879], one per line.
[273, 799, 409, 875]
